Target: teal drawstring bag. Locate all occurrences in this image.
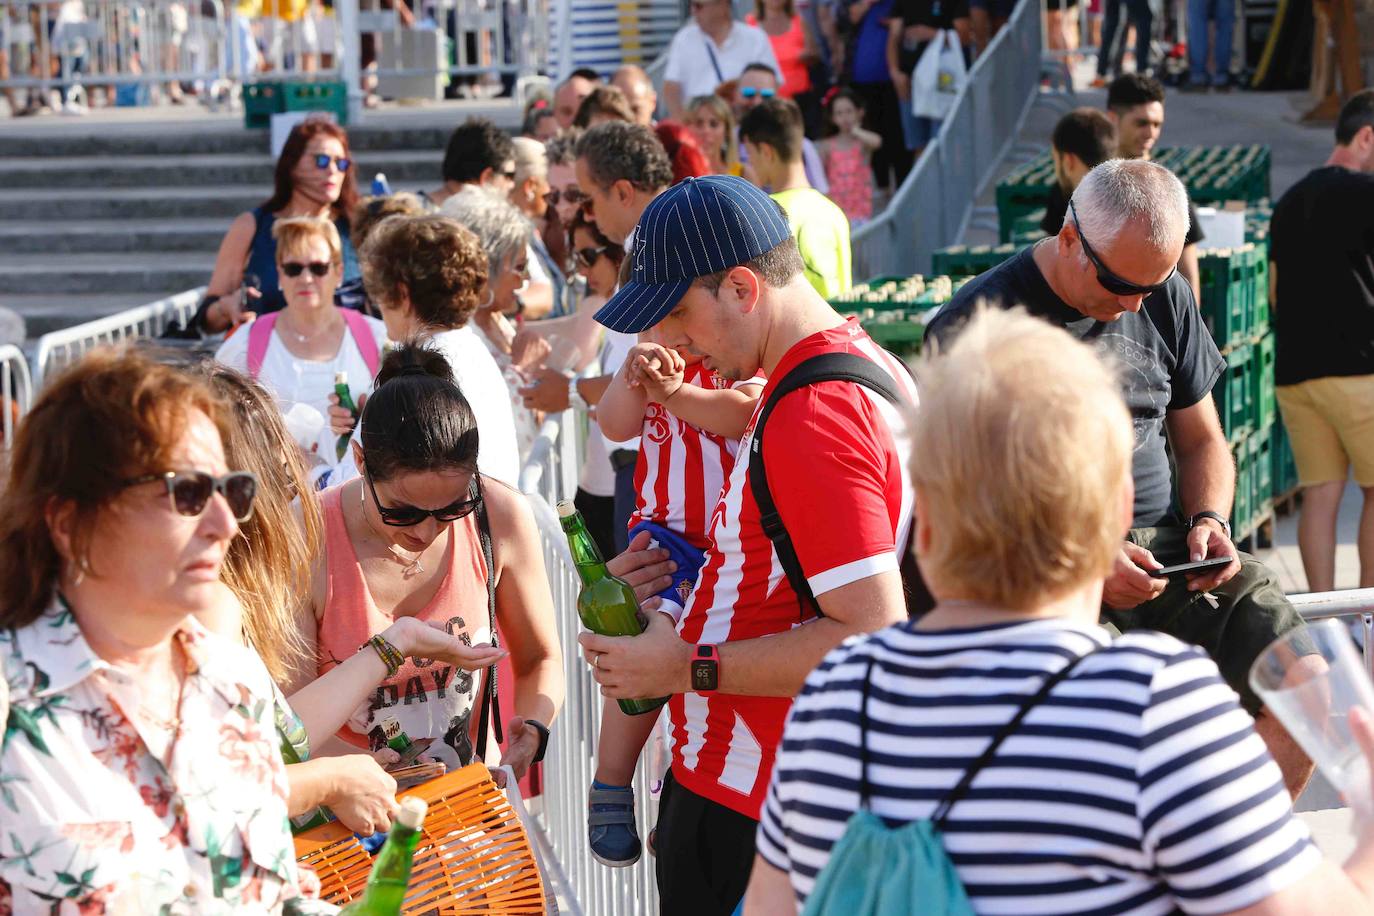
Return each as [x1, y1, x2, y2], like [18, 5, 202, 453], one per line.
[801, 650, 1095, 916]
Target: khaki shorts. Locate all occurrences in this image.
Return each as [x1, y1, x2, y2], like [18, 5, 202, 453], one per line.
[1276, 374, 1374, 487]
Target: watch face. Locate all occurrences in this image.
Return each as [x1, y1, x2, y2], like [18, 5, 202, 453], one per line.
[691, 659, 718, 692]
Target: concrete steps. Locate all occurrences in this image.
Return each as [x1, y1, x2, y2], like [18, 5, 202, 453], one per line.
[0, 150, 441, 189]
[0, 116, 454, 335]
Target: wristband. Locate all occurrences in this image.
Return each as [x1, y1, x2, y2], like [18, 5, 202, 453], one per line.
[364, 633, 405, 677]
[1188, 510, 1231, 541]
[525, 718, 550, 764]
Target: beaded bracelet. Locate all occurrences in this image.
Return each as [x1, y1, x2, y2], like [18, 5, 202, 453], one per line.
[364, 633, 405, 677]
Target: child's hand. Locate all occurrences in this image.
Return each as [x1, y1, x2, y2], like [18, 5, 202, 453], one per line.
[629, 344, 685, 403]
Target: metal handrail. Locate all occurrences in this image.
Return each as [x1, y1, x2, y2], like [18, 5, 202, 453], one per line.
[0, 345, 34, 450]
[1290, 590, 1374, 681]
[31, 287, 205, 387]
[851, 0, 1042, 279]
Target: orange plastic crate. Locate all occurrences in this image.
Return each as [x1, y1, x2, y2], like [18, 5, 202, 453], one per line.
[294, 763, 547, 913]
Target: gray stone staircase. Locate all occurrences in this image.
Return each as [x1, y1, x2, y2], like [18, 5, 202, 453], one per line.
[0, 122, 457, 337]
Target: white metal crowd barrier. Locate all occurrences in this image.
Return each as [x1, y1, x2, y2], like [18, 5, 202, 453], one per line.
[1291, 589, 1374, 682]
[519, 411, 584, 511]
[523, 488, 663, 915]
[0, 0, 232, 106]
[851, 0, 1043, 279]
[31, 286, 205, 387]
[0, 345, 34, 450]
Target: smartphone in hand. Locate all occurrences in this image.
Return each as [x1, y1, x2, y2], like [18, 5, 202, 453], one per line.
[1148, 556, 1234, 579]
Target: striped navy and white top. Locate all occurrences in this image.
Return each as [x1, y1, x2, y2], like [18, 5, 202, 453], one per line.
[756, 618, 1320, 914]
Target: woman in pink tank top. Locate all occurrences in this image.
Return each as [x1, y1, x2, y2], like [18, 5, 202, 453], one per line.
[293, 342, 564, 777]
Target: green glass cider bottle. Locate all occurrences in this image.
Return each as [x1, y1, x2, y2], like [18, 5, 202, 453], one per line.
[340, 796, 428, 915]
[334, 371, 359, 461]
[556, 500, 669, 715]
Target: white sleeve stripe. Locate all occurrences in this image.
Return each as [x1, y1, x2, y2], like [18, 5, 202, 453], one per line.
[808, 553, 899, 597]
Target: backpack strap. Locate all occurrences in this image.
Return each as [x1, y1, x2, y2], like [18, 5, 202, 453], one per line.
[340, 308, 380, 378]
[245, 312, 280, 379]
[747, 351, 911, 621]
[930, 646, 1098, 830]
[473, 475, 504, 761]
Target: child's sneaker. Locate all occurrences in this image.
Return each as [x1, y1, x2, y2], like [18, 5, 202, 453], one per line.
[588, 782, 641, 867]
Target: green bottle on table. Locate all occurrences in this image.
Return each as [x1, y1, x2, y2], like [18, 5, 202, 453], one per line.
[556, 500, 669, 716]
[341, 796, 428, 915]
[334, 370, 359, 461]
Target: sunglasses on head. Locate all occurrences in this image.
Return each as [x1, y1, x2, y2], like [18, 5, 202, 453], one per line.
[544, 187, 589, 208]
[281, 261, 332, 278]
[314, 153, 352, 172]
[123, 470, 258, 523]
[740, 87, 776, 99]
[365, 471, 482, 527]
[1068, 200, 1175, 298]
[574, 246, 609, 269]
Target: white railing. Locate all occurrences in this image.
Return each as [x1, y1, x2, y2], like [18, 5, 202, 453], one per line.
[0, 0, 232, 105]
[31, 287, 205, 387]
[851, 0, 1042, 279]
[1291, 589, 1374, 681]
[0, 345, 34, 450]
[524, 488, 663, 915]
[519, 412, 583, 511]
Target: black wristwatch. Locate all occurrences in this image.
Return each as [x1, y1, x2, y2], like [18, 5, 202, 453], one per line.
[525, 718, 550, 765]
[1188, 510, 1231, 541]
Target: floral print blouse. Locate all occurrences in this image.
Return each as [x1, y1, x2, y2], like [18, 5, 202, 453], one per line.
[0, 600, 335, 914]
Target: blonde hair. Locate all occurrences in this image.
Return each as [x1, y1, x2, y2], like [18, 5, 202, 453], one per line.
[201, 366, 321, 683]
[272, 215, 343, 267]
[911, 308, 1132, 609]
[687, 94, 740, 170]
[352, 192, 426, 252]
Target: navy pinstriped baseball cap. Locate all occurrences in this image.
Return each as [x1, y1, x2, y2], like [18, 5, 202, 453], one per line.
[593, 175, 793, 334]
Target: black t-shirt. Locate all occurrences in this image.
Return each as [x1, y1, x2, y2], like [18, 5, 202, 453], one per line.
[892, 0, 956, 72]
[926, 246, 1225, 527]
[1041, 182, 1206, 248]
[1270, 165, 1374, 385]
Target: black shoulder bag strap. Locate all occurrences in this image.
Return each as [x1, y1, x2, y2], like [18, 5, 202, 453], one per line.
[473, 475, 504, 762]
[703, 37, 725, 85]
[747, 351, 912, 621]
[929, 647, 1097, 830]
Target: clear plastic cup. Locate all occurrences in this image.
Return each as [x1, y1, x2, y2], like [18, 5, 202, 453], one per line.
[1250, 618, 1374, 816]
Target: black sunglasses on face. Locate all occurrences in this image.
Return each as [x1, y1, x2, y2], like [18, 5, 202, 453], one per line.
[314, 153, 352, 172]
[544, 187, 589, 208]
[123, 470, 258, 522]
[1068, 200, 1176, 298]
[281, 261, 332, 278]
[365, 471, 482, 527]
[574, 246, 609, 269]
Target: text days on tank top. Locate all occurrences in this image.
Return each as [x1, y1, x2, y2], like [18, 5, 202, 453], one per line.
[315, 485, 491, 770]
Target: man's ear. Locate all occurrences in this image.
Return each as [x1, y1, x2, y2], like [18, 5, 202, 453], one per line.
[479, 165, 496, 186]
[724, 265, 765, 313]
[613, 178, 636, 208]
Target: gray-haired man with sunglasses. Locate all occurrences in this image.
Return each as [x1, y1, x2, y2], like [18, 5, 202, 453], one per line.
[927, 157, 1315, 799]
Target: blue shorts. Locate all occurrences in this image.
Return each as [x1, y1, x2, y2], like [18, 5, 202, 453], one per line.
[628, 520, 707, 623]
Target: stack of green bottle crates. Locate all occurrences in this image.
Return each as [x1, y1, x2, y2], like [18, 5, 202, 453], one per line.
[829, 275, 966, 354]
[994, 145, 1271, 243]
[1204, 237, 1282, 542]
[930, 243, 1025, 278]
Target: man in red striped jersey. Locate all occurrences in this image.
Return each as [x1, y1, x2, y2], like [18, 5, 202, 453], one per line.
[581, 174, 916, 913]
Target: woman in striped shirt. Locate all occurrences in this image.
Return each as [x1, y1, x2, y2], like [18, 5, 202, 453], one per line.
[744, 308, 1374, 915]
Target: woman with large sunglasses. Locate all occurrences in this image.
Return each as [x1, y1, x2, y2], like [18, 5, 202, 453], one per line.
[200, 365, 503, 837]
[0, 347, 330, 913]
[215, 215, 389, 471]
[291, 342, 564, 779]
[199, 116, 364, 333]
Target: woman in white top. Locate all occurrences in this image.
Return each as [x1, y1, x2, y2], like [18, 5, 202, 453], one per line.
[746, 309, 1374, 916]
[440, 186, 542, 460]
[216, 216, 388, 470]
[352, 213, 523, 487]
